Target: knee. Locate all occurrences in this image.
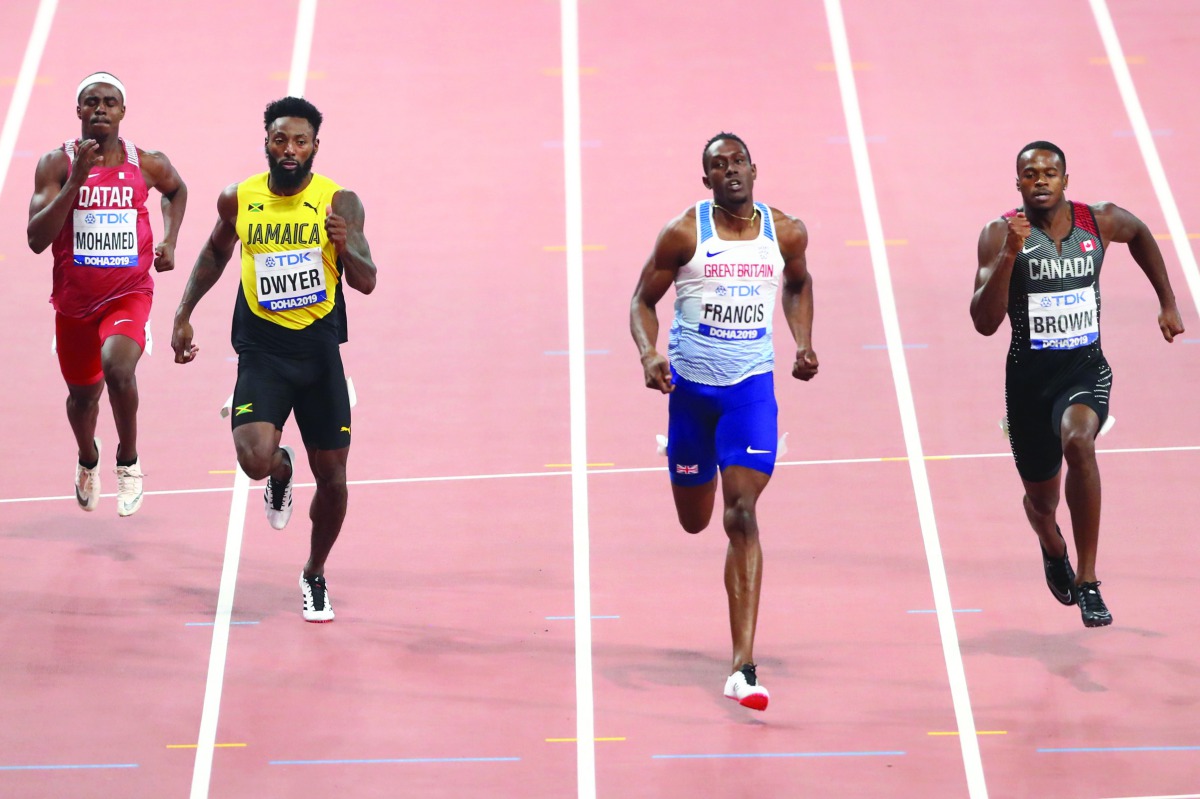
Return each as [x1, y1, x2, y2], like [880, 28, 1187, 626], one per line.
[723, 497, 758, 540]
[678, 515, 709, 535]
[102, 360, 137, 391]
[315, 474, 348, 508]
[1061, 429, 1097, 469]
[1024, 491, 1056, 518]
[235, 441, 279, 481]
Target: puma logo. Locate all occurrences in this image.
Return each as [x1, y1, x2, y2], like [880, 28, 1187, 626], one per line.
[303, 201, 319, 214]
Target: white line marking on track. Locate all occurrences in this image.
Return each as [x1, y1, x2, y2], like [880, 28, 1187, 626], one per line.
[6, 444, 1200, 506]
[0, 0, 57, 201]
[556, 1, 597, 796]
[822, 0, 988, 796]
[1089, 0, 1200, 320]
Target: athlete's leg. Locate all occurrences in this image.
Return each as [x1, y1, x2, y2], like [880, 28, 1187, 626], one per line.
[1060, 403, 1102, 583]
[720, 464, 770, 673]
[672, 479, 717, 533]
[100, 334, 143, 463]
[65, 381, 103, 463]
[233, 421, 288, 481]
[1022, 472, 1063, 557]
[303, 445, 349, 576]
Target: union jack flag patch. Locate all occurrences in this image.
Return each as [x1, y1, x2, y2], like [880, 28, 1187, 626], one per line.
[675, 464, 699, 475]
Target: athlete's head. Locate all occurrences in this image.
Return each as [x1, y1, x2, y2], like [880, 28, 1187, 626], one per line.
[702, 133, 756, 205]
[1015, 141, 1068, 210]
[263, 96, 323, 193]
[76, 71, 126, 134]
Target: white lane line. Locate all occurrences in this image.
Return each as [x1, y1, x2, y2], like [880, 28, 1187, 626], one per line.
[288, 0, 319, 98]
[0, 0, 58, 200]
[557, 0, 597, 796]
[822, 0, 987, 797]
[7, 443, 1200, 506]
[1089, 0, 1200, 319]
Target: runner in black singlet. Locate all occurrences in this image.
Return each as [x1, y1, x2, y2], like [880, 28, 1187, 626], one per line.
[971, 141, 1184, 627]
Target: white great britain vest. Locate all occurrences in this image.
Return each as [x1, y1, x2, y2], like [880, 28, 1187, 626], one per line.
[667, 200, 784, 386]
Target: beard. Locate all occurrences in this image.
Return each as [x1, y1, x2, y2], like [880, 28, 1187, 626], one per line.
[267, 150, 316, 191]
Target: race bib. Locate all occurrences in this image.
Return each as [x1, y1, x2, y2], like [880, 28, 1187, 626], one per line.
[698, 281, 768, 341]
[73, 208, 138, 267]
[1028, 285, 1099, 350]
[254, 248, 326, 312]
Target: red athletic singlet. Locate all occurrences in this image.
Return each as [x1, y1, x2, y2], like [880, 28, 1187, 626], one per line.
[50, 138, 155, 317]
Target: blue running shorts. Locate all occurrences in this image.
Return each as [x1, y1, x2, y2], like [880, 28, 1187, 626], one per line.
[666, 368, 778, 487]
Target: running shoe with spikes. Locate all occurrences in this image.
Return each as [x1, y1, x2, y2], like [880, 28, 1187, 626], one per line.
[723, 663, 769, 711]
[299, 572, 334, 622]
[264, 445, 295, 530]
[114, 457, 144, 517]
[1077, 581, 1113, 627]
[75, 438, 101, 512]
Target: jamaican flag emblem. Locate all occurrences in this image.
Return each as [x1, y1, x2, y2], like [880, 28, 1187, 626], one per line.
[248, 202, 264, 212]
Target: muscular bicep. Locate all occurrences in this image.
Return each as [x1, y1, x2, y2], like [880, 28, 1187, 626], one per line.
[331, 189, 365, 229]
[1094, 202, 1145, 245]
[140, 151, 185, 197]
[208, 186, 241, 258]
[634, 220, 693, 307]
[27, 152, 66, 218]
[776, 213, 810, 287]
[974, 221, 1008, 288]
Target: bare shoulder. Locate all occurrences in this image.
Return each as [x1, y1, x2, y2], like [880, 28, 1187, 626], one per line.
[216, 182, 241, 222]
[656, 204, 698, 252]
[331, 188, 364, 213]
[33, 147, 69, 179]
[768, 206, 808, 260]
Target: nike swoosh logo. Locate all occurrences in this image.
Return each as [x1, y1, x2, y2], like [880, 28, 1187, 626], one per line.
[706, 243, 753, 258]
[113, 319, 134, 325]
[1021, 243, 1039, 254]
[746, 446, 772, 454]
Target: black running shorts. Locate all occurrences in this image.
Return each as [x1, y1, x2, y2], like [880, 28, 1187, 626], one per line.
[1004, 354, 1112, 483]
[230, 347, 351, 451]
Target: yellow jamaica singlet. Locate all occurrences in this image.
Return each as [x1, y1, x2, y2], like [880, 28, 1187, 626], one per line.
[236, 171, 343, 330]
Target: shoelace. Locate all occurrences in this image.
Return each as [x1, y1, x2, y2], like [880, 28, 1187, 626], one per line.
[741, 664, 758, 686]
[303, 576, 327, 609]
[115, 465, 142, 492]
[266, 477, 290, 511]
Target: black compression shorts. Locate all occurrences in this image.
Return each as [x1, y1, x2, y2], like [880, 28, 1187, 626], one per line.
[1005, 355, 1112, 483]
[230, 348, 351, 451]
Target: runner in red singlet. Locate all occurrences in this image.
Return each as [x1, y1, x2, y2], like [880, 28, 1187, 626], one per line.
[27, 72, 187, 516]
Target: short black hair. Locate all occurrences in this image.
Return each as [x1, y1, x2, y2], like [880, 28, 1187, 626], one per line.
[703, 132, 752, 171]
[1016, 140, 1065, 174]
[264, 96, 323, 137]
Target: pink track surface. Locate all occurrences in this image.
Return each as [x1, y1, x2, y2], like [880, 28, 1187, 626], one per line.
[1, 1, 1198, 798]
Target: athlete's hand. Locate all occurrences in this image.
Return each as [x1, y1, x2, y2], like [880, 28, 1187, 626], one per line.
[1005, 212, 1031, 253]
[793, 347, 819, 381]
[641, 351, 674, 393]
[324, 204, 347, 253]
[1159, 304, 1185, 343]
[153, 241, 175, 272]
[170, 319, 199, 364]
[67, 139, 101, 188]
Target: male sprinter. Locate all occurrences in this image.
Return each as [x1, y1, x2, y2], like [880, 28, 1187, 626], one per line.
[28, 71, 187, 516]
[971, 140, 1183, 627]
[171, 97, 377, 622]
[631, 133, 818, 709]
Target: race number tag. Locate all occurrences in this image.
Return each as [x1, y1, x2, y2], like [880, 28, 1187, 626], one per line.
[72, 208, 138, 267]
[698, 281, 768, 341]
[254, 248, 326, 312]
[1028, 285, 1099, 350]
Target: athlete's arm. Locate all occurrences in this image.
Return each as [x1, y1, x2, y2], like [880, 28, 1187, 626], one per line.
[26, 143, 99, 253]
[139, 149, 188, 273]
[971, 213, 1029, 336]
[630, 210, 694, 394]
[326, 189, 376, 295]
[1094, 202, 1184, 343]
[171, 185, 240, 364]
[777, 210, 818, 382]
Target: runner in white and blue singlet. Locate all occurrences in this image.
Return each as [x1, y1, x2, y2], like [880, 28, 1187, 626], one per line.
[631, 133, 818, 711]
[971, 141, 1183, 629]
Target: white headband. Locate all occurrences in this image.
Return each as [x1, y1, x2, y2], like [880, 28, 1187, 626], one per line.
[76, 72, 126, 104]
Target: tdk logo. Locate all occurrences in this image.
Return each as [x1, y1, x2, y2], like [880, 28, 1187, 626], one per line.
[264, 251, 313, 268]
[718, 285, 761, 297]
[90, 211, 132, 225]
[1040, 291, 1088, 308]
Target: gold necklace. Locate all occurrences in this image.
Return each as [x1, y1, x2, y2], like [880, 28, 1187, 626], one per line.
[713, 203, 758, 223]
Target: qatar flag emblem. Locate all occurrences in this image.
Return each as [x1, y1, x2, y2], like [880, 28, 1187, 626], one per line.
[1081, 239, 1096, 252]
